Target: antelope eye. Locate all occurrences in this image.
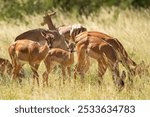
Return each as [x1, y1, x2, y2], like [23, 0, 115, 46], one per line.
[47, 36, 51, 40]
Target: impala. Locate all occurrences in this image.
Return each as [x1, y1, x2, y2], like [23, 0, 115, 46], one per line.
[0, 57, 24, 78]
[43, 41, 75, 86]
[8, 31, 53, 86]
[0, 57, 13, 76]
[74, 31, 126, 90]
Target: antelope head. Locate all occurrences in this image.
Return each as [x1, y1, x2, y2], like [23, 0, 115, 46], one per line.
[41, 31, 55, 49]
[65, 40, 76, 53]
[41, 11, 56, 26]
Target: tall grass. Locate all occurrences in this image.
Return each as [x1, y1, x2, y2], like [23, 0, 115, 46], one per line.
[0, 8, 150, 100]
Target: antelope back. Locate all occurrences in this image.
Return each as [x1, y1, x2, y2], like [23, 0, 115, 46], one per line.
[70, 24, 87, 41]
[40, 30, 68, 50]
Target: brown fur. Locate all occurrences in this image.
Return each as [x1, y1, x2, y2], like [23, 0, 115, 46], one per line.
[15, 29, 68, 51]
[41, 12, 83, 81]
[43, 42, 75, 86]
[41, 11, 57, 30]
[0, 58, 12, 76]
[58, 24, 87, 41]
[0, 57, 24, 78]
[8, 34, 51, 86]
[75, 31, 137, 75]
[15, 29, 49, 44]
[74, 32, 126, 90]
[40, 12, 87, 41]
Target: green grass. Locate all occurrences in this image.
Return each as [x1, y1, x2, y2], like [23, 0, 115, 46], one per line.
[0, 8, 150, 100]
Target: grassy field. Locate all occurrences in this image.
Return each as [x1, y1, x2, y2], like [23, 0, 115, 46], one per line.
[0, 8, 150, 100]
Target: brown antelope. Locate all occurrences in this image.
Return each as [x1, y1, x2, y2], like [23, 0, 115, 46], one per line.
[0, 57, 25, 78]
[71, 31, 137, 78]
[74, 31, 126, 90]
[43, 41, 75, 86]
[8, 31, 53, 86]
[0, 58, 13, 76]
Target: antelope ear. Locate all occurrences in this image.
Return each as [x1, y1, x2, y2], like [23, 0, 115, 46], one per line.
[64, 39, 69, 48]
[65, 39, 69, 44]
[41, 31, 47, 38]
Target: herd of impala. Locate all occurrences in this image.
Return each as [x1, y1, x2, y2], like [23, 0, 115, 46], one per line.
[0, 11, 149, 91]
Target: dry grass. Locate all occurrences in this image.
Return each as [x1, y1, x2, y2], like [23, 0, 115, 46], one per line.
[0, 8, 150, 100]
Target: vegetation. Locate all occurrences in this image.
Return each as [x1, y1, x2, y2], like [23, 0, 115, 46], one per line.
[0, 0, 150, 20]
[0, 7, 150, 99]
